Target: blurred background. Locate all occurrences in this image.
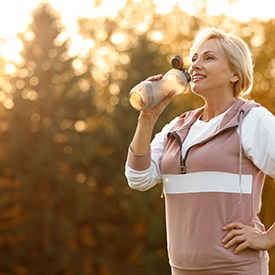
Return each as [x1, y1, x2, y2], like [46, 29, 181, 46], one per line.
[0, 0, 274, 274]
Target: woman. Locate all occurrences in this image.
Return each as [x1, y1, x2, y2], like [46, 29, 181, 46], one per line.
[125, 28, 275, 274]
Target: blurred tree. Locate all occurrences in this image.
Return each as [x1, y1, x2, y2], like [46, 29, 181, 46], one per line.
[0, 3, 119, 274]
[0, 2, 172, 274]
[78, 12, 173, 275]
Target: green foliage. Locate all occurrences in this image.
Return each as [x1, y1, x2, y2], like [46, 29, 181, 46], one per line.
[0, 1, 274, 274]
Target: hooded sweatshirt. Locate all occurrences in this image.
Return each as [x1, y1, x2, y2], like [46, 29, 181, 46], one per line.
[125, 99, 275, 274]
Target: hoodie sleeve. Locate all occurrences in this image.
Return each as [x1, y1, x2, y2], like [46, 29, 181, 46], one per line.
[241, 106, 275, 178]
[125, 117, 178, 191]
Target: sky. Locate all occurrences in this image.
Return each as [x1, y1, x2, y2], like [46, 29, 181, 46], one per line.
[0, 0, 274, 40]
[0, 0, 274, 62]
[0, 0, 125, 39]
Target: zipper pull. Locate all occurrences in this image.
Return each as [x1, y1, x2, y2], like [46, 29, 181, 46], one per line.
[180, 158, 186, 174]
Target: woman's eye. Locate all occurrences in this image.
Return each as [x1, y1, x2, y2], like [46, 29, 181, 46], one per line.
[206, 56, 214, 60]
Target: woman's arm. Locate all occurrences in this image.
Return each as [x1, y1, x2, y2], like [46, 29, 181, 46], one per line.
[241, 106, 275, 177]
[222, 106, 275, 253]
[126, 116, 178, 191]
[125, 75, 176, 191]
[130, 74, 176, 155]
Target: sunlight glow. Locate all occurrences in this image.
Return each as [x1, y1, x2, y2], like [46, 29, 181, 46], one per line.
[48, 0, 126, 35]
[224, 0, 275, 21]
[178, 0, 196, 16]
[5, 64, 17, 75]
[0, 0, 39, 39]
[172, 0, 275, 22]
[154, 0, 177, 14]
[148, 31, 164, 42]
[0, 0, 274, 41]
[0, 0, 274, 62]
[0, 38, 23, 62]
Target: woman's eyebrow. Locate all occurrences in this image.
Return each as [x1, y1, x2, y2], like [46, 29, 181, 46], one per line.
[192, 50, 216, 57]
[203, 50, 216, 54]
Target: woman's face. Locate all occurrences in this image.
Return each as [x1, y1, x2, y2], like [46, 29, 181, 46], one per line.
[189, 38, 238, 99]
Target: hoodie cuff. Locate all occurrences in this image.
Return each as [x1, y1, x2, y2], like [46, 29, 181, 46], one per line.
[126, 145, 151, 171]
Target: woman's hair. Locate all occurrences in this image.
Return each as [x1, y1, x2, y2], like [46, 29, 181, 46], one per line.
[190, 27, 254, 97]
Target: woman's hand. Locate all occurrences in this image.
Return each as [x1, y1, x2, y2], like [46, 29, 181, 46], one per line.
[146, 74, 163, 82]
[130, 74, 176, 155]
[222, 222, 274, 254]
[140, 74, 176, 122]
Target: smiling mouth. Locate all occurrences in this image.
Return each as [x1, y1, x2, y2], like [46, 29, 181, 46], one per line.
[193, 75, 206, 81]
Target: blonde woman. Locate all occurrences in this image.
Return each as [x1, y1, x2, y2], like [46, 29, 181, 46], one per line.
[125, 28, 275, 274]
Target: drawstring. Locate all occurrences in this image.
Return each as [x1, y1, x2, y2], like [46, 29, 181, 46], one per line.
[238, 110, 244, 204]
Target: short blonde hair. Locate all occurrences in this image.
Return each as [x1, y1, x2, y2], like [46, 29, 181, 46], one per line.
[190, 28, 253, 97]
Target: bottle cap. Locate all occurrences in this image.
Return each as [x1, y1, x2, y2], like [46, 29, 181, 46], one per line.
[171, 55, 191, 83]
[171, 55, 183, 70]
[183, 71, 191, 83]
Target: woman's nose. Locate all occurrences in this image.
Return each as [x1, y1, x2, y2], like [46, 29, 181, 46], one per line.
[189, 61, 200, 75]
[190, 59, 202, 70]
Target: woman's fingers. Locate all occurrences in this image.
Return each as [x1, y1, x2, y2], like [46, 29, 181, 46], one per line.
[222, 221, 274, 254]
[146, 74, 163, 81]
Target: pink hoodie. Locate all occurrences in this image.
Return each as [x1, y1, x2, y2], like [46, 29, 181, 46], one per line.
[126, 99, 270, 274]
[161, 99, 269, 273]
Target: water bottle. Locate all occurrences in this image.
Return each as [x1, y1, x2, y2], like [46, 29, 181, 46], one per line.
[129, 55, 191, 111]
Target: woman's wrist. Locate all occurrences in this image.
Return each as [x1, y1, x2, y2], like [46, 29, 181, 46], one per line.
[266, 223, 275, 248]
[138, 112, 158, 126]
[130, 113, 156, 155]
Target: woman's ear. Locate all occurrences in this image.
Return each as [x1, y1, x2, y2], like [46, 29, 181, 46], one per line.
[231, 73, 240, 83]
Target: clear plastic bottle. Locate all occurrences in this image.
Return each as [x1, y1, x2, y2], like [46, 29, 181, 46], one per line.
[129, 55, 191, 111]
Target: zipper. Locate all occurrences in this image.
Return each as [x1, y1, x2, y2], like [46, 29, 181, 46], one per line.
[170, 125, 238, 174]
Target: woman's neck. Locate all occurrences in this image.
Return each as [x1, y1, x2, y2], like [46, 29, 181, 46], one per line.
[201, 97, 236, 122]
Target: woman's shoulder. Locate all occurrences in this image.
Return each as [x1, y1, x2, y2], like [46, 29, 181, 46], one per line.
[242, 104, 275, 134]
[246, 104, 275, 120]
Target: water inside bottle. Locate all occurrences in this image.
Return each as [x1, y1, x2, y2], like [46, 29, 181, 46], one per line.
[129, 91, 144, 110]
[129, 68, 189, 110]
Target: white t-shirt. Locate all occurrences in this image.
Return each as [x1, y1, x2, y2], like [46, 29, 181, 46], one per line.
[182, 110, 228, 157]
